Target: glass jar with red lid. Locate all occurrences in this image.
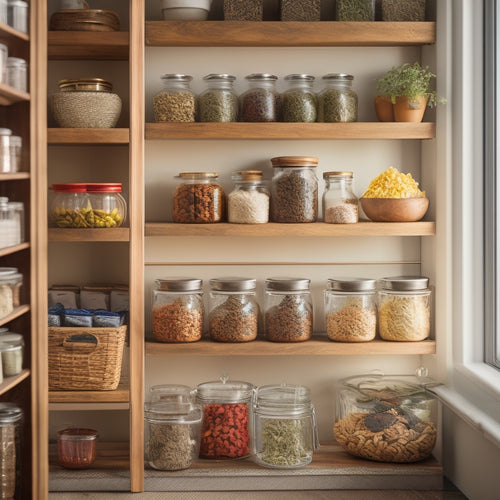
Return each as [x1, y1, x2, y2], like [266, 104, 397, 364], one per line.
[50, 182, 126, 228]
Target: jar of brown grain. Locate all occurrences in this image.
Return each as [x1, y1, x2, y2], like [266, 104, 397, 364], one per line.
[173, 172, 225, 223]
[152, 278, 204, 343]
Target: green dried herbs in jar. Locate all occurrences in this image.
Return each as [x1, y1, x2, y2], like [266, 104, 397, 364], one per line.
[197, 74, 238, 123]
[282, 74, 317, 123]
[335, 0, 375, 21]
[223, 0, 263, 20]
[317, 73, 358, 123]
[380, 0, 426, 21]
[280, 0, 321, 21]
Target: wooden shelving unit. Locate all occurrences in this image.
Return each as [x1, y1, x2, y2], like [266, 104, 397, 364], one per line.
[0, 242, 30, 258]
[0, 369, 30, 396]
[48, 228, 130, 242]
[0, 305, 30, 328]
[48, 128, 130, 144]
[49, 384, 130, 404]
[0, 82, 30, 105]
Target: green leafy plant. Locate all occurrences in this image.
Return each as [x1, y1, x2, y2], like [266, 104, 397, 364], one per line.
[376, 62, 446, 108]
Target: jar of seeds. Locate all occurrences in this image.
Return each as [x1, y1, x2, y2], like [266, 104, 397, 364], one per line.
[153, 74, 196, 123]
[0, 403, 23, 499]
[280, 0, 321, 21]
[264, 277, 313, 342]
[208, 277, 259, 343]
[317, 74, 358, 123]
[335, 0, 375, 21]
[228, 170, 269, 224]
[223, 0, 263, 20]
[145, 401, 202, 471]
[240, 73, 281, 122]
[324, 278, 377, 342]
[152, 278, 204, 343]
[322, 171, 359, 224]
[270, 156, 318, 223]
[198, 74, 238, 123]
[282, 74, 317, 123]
[253, 384, 319, 468]
[172, 172, 225, 223]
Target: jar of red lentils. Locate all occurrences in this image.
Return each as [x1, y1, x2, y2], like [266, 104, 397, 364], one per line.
[152, 278, 204, 343]
[195, 376, 254, 459]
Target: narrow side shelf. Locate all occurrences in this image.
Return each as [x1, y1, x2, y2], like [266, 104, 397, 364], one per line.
[48, 228, 130, 242]
[145, 122, 436, 141]
[0, 242, 30, 258]
[49, 384, 130, 404]
[145, 21, 436, 47]
[0, 21, 29, 42]
[146, 338, 436, 356]
[48, 128, 130, 145]
[0, 172, 30, 181]
[145, 222, 436, 238]
[0, 369, 30, 396]
[0, 305, 30, 327]
[0, 83, 30, 105]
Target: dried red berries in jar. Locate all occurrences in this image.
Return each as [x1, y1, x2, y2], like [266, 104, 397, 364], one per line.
[57, 428, 98, 469]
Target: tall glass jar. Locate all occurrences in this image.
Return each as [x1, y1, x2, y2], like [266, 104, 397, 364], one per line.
[228, 170, 269, 224]
[153, 74, 196, 123]
[7, 0, 27, 33]
[198, 74, 238, 122]
[145, 402, 202, 471]
[377, 276, 431, 341]
[264, 277, 313, 342]
[253, 384, 319, 468]
[0, 403, 23, 499]
[270, 156, 318, 223]
[239, 73, 281, 122]
[318, 73, 358, 123]
[322, 171, 359, 224]
[151, 278, 204, 343]
[324, 278, 377, 342]
[282, 74, 317, 123]
[208, 277, 259, 342]
[172, 172, 225, 223]
[195, 377, 254, 459]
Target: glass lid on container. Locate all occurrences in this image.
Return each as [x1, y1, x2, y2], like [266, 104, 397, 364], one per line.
[256, 384, 311, 407]
[57, 428, 98, 441]
[0, 402, 23, 424]
[195, 375, 254, 402]
[149, 384, 192, 403]
[144, 402, 202, 423]
[58, 78, 113, 92]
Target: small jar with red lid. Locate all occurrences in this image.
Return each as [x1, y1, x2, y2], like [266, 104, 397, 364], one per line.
[50, 183, 126, 228]
[57, 428, 98, 469]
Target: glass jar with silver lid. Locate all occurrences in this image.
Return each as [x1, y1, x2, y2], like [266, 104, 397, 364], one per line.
[282, 74, 317, 123]
[153, 74, 196, 123]
[377, 276, 431, 342]
[198, 74, 238, 122]
[318, 73, 358, 123]
[240, 73, 281, 122]
[324, 278, 377, 342]
[6, 57, 27, 92]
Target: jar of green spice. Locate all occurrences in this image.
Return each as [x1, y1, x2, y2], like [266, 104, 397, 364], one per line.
[198, 74, 238, 123]
[253, 384, 319, 468]
[282, 74, 317, 123]
[317, 73, 358, 123]
[335, 0, 375, 21]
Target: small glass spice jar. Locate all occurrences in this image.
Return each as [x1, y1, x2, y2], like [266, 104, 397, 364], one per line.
[270, 156, 318, 223]
[198, 73, 238, 123]
[8, 201, 24, 243]
[282, 74, 317, 123]
[323, 171, 359, 224]
[239, 73, 281, 122]
[145, 401, 202, 471]
[0, 267, 23, 319]
[0, 343, 22, 376]
[0, 197, 18, 247]
[153, 74, 196, 123]
[264, 277, 313, 342]
[228, 170, 269, 224]
[152, 278, 204, 343]
[0, 403, 23, 499]
[149, 384, 193, 404]
[324, 278, 377, 342]
[253, 384, 319, 468]
[57, 428, 98, 469]
[6, 57, 27, 92]
[7, 0, 28, 33]
[377, 276, 431, 342]
[172, 172, 225, 223]
[0, 330, 24, 361]
[208, 277, 259, 342]
[195, 377, 254, 459]
[86, 183, 127, 228]
[317, 73, 358, 123]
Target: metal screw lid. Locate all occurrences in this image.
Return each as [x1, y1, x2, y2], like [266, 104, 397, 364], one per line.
[379, 276, 430, 291]
[284, 74, 315, 81]
[203, 73, 236, 82]
[265, 277, 311, 291]
[155, 277, 203, 292]
[209, 277, 257, 292]
[322, 73, 354, 80]
[327, 278, 376, 292]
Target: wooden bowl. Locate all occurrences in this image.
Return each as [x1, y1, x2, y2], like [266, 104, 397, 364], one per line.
[360, 197, 429, 222]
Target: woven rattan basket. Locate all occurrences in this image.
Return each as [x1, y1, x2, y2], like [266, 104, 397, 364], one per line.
[48, 325, 126, 391]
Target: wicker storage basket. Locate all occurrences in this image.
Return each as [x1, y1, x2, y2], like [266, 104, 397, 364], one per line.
[48, 325, 126, 391]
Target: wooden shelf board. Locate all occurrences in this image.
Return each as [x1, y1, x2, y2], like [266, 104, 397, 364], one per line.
[0, 172, 30, 181]
[145, 221, 436, 238]
[48, 31, 129, 60]
[48, 128, 130, 145]
[0, 82, 30, 105]
[48, 228, 130, 242]
[145, 122, 436, 140]
[49, 385, 130, 404]
[0, 305, 30, 327]
[0, 21, 29, 42]
[146, 338, 436, 356]
[0, 242, 29, 258]
[146, 21, 436, 47]
[0, 369, 30, 396]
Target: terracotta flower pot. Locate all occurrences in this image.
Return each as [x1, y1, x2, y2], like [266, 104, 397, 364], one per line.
[393, 95, 428, 122]
[374, 95, 395, 122]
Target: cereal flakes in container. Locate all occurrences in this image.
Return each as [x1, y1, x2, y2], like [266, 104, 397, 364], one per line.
[334, 370, 439, 463]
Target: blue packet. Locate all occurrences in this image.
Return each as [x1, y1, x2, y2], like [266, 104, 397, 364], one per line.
[63, 308, 94, 327]
[92, 310, 123, 328]
[48, 303, 64, 327]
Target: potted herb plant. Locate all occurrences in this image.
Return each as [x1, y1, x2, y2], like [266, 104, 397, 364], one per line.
[375, 62, 445, 122]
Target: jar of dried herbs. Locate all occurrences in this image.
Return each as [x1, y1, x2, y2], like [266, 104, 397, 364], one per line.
[253, 384, 319, 468]
[280, 0, 320, 21]
[239, 74, 281, 123]
[335, 0, 375, 21]
[197, 74, 238, 123]
[153, 74, 196, 123]
[317, 73, 358, 123]
[322, 171, 359, 224]
[208, 277, 259, 342]
[270, 156, 318, 223]
[0, 403, 23, 499]
[223, 0, 263, 20]
[380, 0, 426, 22]
[145, 402, 202, 471]
[264, 277, 313, 342]
[282, 74, 317, 123]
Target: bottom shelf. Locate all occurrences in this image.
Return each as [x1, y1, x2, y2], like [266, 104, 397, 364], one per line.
[49, 442, 442, 492]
